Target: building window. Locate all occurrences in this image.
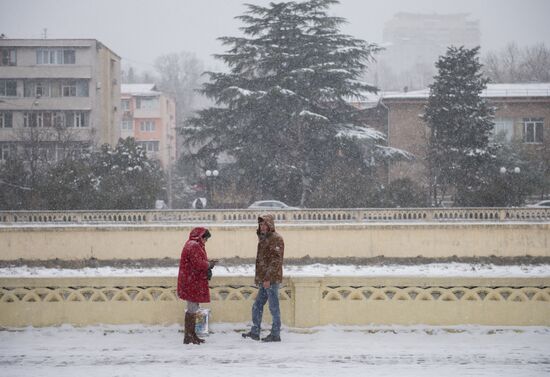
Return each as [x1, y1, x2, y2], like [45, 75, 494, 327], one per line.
[36, 48, 76, 65]
[0, 142, 16, 161]
[1, 144, 9, 161]
[73, 112, 83, 128]
[23, 111, 87, 128]
[35, 81, 49, 97]
[139, 141, 160, 152]
[492, 118, 514, 142]
[0, 112, 13, 128]
[63, 49, 76, 64]
[77, 81, 89, 97]
[136, 97, 159, 110]
[53, 142, 90, 160]
[24, 80, 89, 98]
[0, 48, 16, 66]
[0, 80, 17, 96]
[523, 118, 544, 143]
[62, 82, 77, 97]
[64, 111, 88, 128]
[24, 112, 36, 128]
[140, 120, 156, 132]
[121, 99, 130, 111]
[121, 119, 133, 131]
[69, 142, 91, 157]
[24, 112, 53, 128]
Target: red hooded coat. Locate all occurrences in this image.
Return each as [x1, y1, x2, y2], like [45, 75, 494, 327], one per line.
[177, 227, 211, 303]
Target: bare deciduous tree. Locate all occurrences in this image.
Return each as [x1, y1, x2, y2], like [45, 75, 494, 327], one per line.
[483, 43, 550, 83]
[154, 51, 204, 122]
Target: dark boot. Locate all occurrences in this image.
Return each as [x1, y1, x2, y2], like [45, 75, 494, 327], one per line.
[261, 333, 281, 342]
[184, 312, 201, 345]
[242, 331, 260, 341]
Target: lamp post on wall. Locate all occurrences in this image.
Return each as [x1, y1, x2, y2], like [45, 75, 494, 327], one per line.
[27, 95, 41, 194]
[166, 130, 176, 209]
[500, 166, 521, 206]
[205, 169, 219, 208]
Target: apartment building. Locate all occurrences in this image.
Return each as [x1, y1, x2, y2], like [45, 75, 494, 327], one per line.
[120, 84, 176, 168]
[0, 39, 120, 162]
[380, 83, 550, 186]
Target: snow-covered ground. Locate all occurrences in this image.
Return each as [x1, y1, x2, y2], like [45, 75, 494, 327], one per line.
[2, 264, 549, 376]
[1, 323, 549, 377]
[1, 263, 549, 277]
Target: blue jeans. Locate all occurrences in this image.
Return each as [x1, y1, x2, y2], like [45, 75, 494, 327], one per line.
[251, 283, 281, 337]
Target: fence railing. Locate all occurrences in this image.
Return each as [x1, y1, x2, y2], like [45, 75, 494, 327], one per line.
[1, 207, 549, 225]
[1, 276, 548, 327]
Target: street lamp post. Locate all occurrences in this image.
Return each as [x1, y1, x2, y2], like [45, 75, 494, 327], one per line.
[500, 166, 521, 206]
[166, 125, 177, 209]
[205, 169, 219, 208]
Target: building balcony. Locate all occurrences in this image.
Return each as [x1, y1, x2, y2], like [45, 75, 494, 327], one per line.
[0, 65, 92, 79]
[133, 108, 161, 118]
[0, 96, 92, 111]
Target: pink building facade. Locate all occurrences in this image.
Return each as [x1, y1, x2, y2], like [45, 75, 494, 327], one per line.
[120, 84, 176, 169]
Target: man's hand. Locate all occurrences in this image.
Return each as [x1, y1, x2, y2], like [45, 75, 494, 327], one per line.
[263, 280, 270, 289]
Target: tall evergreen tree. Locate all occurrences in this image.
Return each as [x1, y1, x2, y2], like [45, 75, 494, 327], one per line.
[424, 46, 496, 206]
[185, 0, 398, 206]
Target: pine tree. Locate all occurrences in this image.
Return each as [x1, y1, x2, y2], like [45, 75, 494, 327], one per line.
[424, 46, 496, 206]
[185, 0, 394, 206]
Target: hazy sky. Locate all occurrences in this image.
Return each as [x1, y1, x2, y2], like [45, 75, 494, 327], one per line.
[2, 0, 550, 73]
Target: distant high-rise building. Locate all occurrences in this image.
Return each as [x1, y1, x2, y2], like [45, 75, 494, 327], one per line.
[374, 13, 480, 90]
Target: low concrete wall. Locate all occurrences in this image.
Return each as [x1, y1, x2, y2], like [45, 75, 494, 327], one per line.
[1, 222, 549, 260]
[1, 276, 548, 327]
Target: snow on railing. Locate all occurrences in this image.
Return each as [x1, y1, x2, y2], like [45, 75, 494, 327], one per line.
[0, 207, 549, 225]
[482, 88, 550, 97]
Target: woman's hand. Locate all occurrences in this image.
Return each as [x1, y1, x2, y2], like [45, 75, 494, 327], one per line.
[208, 259, 219, 269]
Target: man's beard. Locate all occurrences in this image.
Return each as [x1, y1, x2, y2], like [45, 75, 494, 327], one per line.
[259, 232, 268, 241]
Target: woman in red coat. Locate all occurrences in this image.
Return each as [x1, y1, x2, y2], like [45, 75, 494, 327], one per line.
[177, 227, 217, 345]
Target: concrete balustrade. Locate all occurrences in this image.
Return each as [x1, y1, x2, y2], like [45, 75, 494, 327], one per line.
[1, 207, 550, 225]
[2, 209, 548, 328]
[1, 276, 548, 327]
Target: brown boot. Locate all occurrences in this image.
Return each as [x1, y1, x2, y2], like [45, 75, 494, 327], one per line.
[184, 312, 201, 345]
[193, 333, 205, 343]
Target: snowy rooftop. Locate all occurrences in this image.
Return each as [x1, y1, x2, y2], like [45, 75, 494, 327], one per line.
[120, 83, 161, 96]
[348, 91, 383, 109]
[382, 83, 550, 100]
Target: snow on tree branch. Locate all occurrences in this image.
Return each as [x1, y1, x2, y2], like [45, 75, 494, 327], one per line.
[336, 126, 386, 140]
[298, 110, 329, 122]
